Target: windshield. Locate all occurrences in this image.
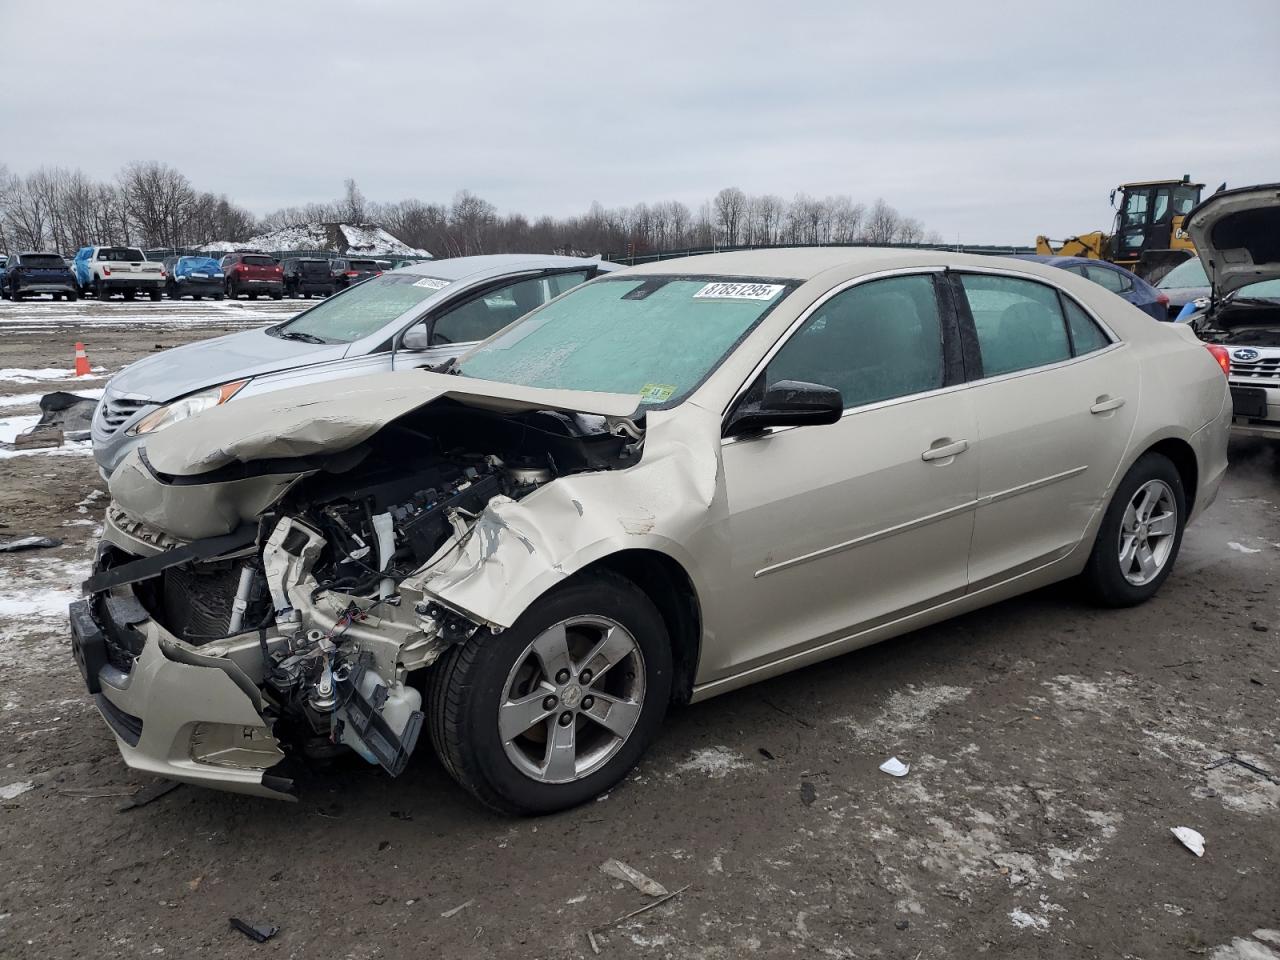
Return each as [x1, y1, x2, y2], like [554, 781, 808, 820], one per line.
[21, 254, 66, 269]
[348, 260, 380, 271]
[1236, 279, 1280, 301]
[1158, 258, 1208, 289]
[298, 260, 329, 274]
[458, 276, 793, 406]
[243, 255, 276, 267]
[276, 272, 453, 343]
[99, 248, 145, 261]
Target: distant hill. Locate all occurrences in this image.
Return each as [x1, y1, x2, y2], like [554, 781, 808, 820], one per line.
[203, 222, 430, 257]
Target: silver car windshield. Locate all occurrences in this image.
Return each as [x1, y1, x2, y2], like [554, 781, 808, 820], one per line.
[457, 276, 792, 406]
[276, 274, 452, 344]
[1158, 259, 1208, 289]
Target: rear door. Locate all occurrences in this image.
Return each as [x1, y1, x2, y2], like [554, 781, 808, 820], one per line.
[953, 270, 1140, 588]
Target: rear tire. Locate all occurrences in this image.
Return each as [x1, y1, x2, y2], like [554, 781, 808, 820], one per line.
[214, 293, 224, 301]
[149, 290, 161, 302]
[123, 289, 136, 301]
[94, 279, 109, 300]
[428, 571, 672, 815]
[1081, 452, 1186, 607]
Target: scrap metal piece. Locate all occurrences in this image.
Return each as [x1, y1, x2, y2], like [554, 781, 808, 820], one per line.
[228, 917, 279, 943]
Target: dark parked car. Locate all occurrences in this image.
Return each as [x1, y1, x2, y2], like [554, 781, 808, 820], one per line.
[331, 257, 383, 291]
[162, 256, 226, 300]
[1157, 258, 1212, 320]
[0, 251, 79, 301]
[281, 258, 335, 298]
[1016, 255, 1168, 321]
[219, 253, 283, 300]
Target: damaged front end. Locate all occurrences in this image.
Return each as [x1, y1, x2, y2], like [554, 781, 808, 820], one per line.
[74, 381, 645, 798]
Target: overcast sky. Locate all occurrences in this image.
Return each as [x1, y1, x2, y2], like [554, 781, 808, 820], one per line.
[3, 0, 1277, 244]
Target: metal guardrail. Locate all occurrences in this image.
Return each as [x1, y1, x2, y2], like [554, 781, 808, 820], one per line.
[604, 241, 1037, 266]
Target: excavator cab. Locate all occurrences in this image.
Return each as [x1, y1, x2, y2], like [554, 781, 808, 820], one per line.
[1109, 177, 1203, 281]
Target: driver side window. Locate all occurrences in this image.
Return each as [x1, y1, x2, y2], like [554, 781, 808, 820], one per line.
[431, 272, 589, 346]
[764, 275, 945, 409]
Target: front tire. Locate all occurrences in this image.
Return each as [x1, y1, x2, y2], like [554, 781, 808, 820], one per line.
[1081, 452, 1186, 607]
[428, 571, 672, 815]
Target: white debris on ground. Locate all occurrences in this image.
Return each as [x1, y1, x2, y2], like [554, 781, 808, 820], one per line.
[1228, 541, 1263, 554]
[675, 746, 751, 779]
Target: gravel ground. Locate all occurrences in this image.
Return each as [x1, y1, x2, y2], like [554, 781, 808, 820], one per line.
[0, 297, 1277, 960]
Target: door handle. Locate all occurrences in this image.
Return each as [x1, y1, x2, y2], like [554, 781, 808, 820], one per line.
[921, 438, 969, 462]
[1090, 395, 1126, 414]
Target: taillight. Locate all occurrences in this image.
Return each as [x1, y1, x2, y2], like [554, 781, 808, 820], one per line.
[1156, 291, 1169, 306]
[274, 266, 282, 275]
[102, 266, 111, 276]
[345, 271, 359, 277]
[160, 268, 167, 278]
[1206, 344, 1230, 376]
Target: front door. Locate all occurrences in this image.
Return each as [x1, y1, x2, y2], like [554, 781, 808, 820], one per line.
[705, 272, 979, 681]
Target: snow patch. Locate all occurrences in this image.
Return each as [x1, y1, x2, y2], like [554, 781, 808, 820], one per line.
[837, 683, 971, 740]
[675, 746, 751, 779]
[0, 780, 34, 800]
[203, 222, 429, 258]
[0, 366, 105, 384]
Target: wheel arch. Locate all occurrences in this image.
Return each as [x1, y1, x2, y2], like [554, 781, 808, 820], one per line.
[1140, 436, 1199, 515]
[572, 549, 702, 706]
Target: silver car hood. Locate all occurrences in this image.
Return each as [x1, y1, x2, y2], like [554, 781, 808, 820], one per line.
[142, 368, 641, 477]
[1186, 183, 1280, 298]
[107, 327, 347, 404]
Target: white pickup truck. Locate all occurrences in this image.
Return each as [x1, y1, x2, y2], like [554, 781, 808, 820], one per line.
[70, 246, 167, 301]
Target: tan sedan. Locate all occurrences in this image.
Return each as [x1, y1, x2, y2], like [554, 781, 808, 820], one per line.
[73, 249, 1230, 813]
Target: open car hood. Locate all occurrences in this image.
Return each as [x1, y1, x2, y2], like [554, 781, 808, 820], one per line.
[142, 368, 641, 477]
[1187, 183, 1280, 298]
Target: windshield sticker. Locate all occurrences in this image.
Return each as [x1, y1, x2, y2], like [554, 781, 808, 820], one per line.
[693, 282, 784, 301]
[413, 277, 450, 290]
[638, 383, 676, 404]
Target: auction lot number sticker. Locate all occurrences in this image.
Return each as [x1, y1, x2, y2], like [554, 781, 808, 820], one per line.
[693, 282, 784, 300]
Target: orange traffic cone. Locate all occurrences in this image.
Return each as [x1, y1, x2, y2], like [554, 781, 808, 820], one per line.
[74, 342, 91, 377]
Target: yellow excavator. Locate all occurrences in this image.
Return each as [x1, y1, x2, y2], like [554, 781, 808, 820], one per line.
[1036, 176, 1204, 282]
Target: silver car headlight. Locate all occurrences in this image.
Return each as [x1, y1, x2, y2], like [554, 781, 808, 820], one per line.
[127, 379, 249, 436]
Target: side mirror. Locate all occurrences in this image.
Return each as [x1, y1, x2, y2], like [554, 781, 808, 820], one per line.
[724, 379, 843, 437]
[401, 324, 430, 351]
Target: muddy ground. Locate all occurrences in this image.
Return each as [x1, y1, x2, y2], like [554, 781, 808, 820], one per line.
[0, 297, 1277, 960]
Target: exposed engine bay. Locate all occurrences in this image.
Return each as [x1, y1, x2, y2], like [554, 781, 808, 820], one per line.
[96, 399, 644, 785]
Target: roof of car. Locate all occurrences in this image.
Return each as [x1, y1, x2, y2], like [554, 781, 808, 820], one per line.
[399, 253, 611, 282]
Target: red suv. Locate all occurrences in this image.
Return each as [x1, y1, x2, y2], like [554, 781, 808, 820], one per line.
[220, 253, 284, 300]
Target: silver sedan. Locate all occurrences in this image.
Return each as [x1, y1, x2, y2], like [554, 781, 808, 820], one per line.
[91, 254, 616, 476]
[73, 248, 1230, 814]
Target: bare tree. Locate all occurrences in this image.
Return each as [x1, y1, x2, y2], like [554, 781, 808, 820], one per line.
[340, 178, 367, 223]
[713, 186, 748, 246]
[862, 198, 902, 244]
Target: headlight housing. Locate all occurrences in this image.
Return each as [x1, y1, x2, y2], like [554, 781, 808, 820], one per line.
[128, 380, 249, 436]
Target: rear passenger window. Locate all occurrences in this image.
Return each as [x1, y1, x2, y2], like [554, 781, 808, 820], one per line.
[1063, 297, 1111, 354]
[765, 274, 944, 409]
[960, 274, 1071, 376]
[1085, 265, 1131, 293]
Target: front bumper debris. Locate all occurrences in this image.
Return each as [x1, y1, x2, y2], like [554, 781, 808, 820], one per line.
[70, 584, 292, 800]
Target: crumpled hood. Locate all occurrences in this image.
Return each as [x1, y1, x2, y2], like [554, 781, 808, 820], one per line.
[144, 368, 641, 477]
[1187, 183, 1280, 298]
[107, 326, 347, 404]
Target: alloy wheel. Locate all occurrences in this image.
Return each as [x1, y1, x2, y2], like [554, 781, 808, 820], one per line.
[1118, 479, 1177, 586]
[499, 615, 646, 784]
